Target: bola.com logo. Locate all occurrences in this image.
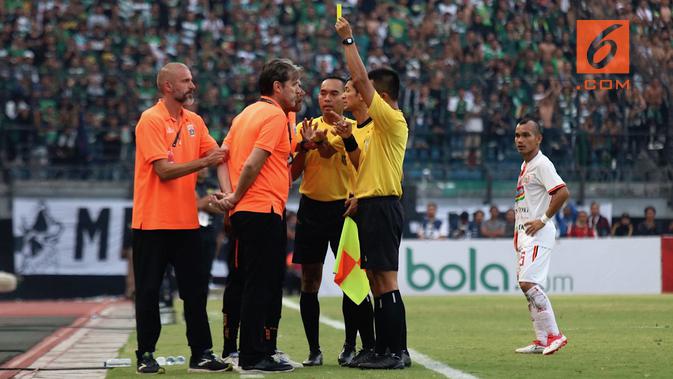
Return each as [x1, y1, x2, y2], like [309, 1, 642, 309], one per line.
[405, 247, 574, 293]
[576, 20, 630, 90]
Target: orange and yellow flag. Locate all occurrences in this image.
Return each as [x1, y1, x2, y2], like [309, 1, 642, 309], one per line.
[333, 217, 370, 304]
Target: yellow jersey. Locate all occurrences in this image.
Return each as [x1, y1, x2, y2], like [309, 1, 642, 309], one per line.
[354, 92, 408, 198]
[295, 116, 356, 201]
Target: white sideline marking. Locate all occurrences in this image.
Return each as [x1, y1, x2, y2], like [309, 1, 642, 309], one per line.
[282, 298, 478, 379]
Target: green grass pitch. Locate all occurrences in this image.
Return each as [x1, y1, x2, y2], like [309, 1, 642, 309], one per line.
[109, 295, 673, 378]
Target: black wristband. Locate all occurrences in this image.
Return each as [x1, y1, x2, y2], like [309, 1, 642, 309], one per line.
[298, 140, 308, 152]
[343, 135, 358, 152]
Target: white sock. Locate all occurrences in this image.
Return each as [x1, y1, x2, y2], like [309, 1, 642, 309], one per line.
[525, 286, 560, 337]
[528, 301, 548, 344]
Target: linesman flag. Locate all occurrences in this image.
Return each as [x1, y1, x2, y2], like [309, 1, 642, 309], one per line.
[333, 217, 370, 304]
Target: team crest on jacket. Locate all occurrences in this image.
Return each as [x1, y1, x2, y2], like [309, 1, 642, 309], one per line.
[187, 123, 195, 136]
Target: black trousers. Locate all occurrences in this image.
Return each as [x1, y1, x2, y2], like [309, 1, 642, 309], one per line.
[200, 225, 217, 278]
[132, 229, 212, 355]
[222, 237, 242, 354]
[231, 211, 285, 367]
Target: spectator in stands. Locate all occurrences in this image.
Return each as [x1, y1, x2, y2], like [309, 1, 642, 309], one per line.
[450, 211, 470, 239]
[555, 202, 577, 237]
[417, 202, 448, 239]
[469, 210, 484, 238]
[588, 201, 611, 237]
[611, 213, 634, 237]
[567, 211, 596, 238]
[666, 220, 673, 235]
[480, 205, 505, 238]
[635, 206, 662, 236]
[503, 208, 516, 238]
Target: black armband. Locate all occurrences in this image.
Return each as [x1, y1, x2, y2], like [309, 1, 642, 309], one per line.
[343, 135, 358, 152]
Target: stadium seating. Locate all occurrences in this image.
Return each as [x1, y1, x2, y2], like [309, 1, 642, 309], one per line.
[0, 0, 671, 183]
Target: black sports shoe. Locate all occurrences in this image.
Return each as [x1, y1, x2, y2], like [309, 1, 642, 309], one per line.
[338, 345, 356, 366]
[136, 351, 164, 374]
[188, 349, 232, 373]
[241, 356, 294, 373]
[346, 348, 376, 368]
[402, 349, 412, 367]
[358, 353, 405, 370]
[302, 350, 323, 366]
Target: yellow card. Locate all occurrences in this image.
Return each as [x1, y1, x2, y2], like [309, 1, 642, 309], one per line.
[337, 3, 342, 21]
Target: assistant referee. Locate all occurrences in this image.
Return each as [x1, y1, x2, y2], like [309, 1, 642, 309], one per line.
[290, 76, 375, 367]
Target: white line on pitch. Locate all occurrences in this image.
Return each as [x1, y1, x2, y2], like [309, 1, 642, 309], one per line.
[282, 298, 478, 379]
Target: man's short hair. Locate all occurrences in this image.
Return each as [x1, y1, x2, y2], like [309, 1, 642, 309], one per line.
[516, 116, 543, 135]
[323, 76, 346, 84]
[156, 62, 189, 93]
[368, 67, 400, 101]
[645, 206, 656, 215]
[258, 58, 301, 96]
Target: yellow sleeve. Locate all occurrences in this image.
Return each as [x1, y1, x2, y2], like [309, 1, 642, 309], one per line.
[368, 91, 407, 138]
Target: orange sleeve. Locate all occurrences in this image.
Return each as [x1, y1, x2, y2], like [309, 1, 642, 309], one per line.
[136, 114, 168, 164]
[255, 112, 287, 153]
[223, 114, 238, 147]
[197, 116, 218, 156]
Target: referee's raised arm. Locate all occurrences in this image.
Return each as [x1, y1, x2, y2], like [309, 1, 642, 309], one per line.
[335, 17, 375, 107]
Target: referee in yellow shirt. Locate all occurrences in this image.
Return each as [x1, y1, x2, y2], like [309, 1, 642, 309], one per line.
[290, 76, 375, 367]
[335, 17, 410, 369]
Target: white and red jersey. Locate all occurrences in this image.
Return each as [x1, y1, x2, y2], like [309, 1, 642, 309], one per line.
[514, 151, 566, 250]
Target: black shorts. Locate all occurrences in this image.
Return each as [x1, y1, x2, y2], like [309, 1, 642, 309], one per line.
[292, 195, 346, 264]
[353, 196, 404, 271]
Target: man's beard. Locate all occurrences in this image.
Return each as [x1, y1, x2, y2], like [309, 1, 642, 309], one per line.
[176, 92, 195, 106]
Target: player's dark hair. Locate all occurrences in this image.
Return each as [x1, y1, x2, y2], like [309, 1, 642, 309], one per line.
[368, 67, 400, 101]
[516, 116, 543, 135]
[258, 58, 301, 96]
[323, 76, 346, 84]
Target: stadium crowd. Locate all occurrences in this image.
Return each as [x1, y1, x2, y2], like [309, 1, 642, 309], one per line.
[411, 201, 673, 239]
[1, 0, 671, 180]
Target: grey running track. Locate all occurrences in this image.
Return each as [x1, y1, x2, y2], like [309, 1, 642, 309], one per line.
[1, 301, 133, 379]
